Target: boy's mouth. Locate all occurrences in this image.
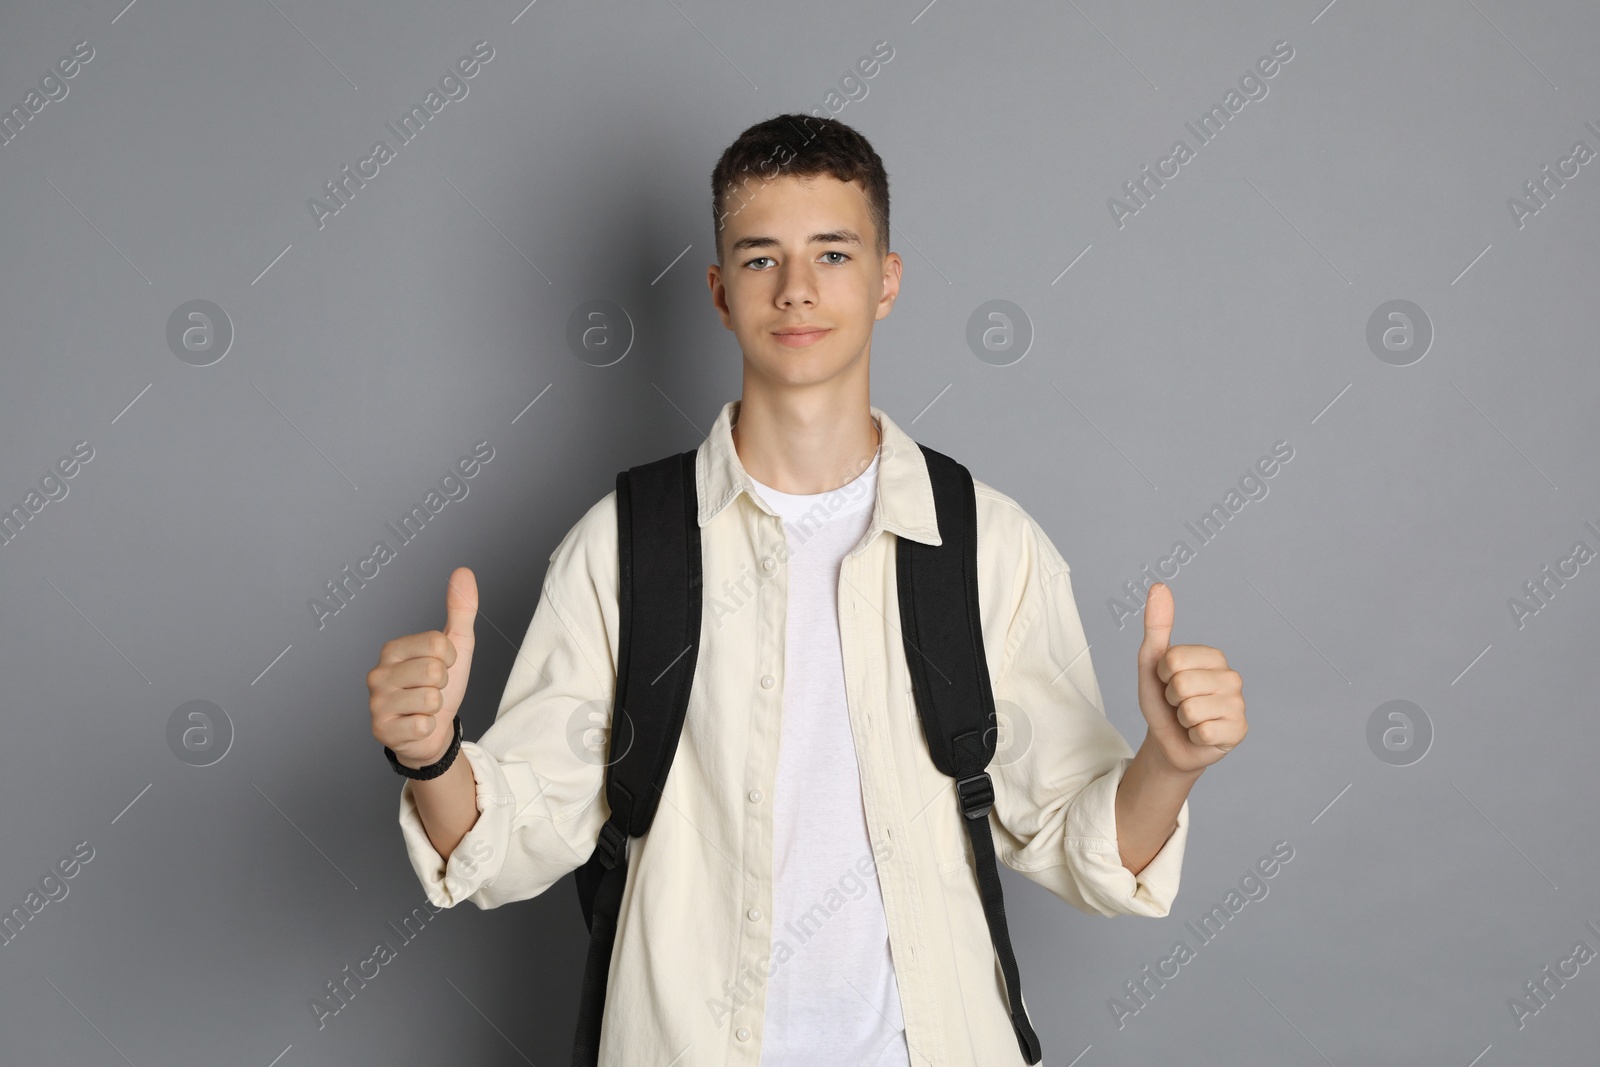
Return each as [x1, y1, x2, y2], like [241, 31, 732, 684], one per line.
[772, 326, 831, 348]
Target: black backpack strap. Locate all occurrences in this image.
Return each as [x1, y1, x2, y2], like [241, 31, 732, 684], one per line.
[570, 448, 703, 1067]
[897, 443, 1043, 1065]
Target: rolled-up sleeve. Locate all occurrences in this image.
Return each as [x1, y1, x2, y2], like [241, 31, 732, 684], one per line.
[397, 494, 619, 910]
[986, 521, 1189, 919]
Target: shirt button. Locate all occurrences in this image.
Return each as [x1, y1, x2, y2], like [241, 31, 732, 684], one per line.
[761, 556, 776, 572]
[748, 789, 762, 803]
[760, 674, 775, 689]
[736, 1027, 751, 1041]
[747, 907, 761, 921]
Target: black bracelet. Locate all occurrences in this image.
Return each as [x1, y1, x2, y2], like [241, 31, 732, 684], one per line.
[386, 715, 463, 780]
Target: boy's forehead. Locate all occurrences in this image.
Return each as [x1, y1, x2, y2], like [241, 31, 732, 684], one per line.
[724, 173, 873, 241]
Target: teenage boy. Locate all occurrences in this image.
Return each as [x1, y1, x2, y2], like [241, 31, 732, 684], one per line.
[367, 114, 1247, 1066]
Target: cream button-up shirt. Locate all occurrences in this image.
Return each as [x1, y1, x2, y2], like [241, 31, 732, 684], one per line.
[398, 399, 1190, 1066]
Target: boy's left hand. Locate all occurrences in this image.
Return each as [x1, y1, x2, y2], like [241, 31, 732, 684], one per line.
[1135, 581, 1248, 774]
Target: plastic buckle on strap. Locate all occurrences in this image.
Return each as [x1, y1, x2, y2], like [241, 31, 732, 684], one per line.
[594, 819, 627, 870]
[955, 772, 994, 820]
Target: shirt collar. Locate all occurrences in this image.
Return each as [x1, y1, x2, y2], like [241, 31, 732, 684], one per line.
[695, 398, 943, 551]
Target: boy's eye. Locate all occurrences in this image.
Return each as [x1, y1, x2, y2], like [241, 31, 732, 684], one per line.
[743, 251, 852, 270]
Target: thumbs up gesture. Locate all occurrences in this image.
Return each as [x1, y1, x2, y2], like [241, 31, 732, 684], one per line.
[1135, 582, 1247, 775]
[367, 566, 480, 769]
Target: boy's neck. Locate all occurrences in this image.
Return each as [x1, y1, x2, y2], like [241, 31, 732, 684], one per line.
[730, 385, 880, 496]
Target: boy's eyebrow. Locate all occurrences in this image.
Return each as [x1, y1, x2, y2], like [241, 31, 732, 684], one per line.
[728, 228, 864, 253]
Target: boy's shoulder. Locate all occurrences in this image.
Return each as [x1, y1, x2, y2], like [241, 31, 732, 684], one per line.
[550, 487, 618, 564]
[539, 489, 621, 610]
[550, 444, 697, 566]
[970, 475, 1071, 580]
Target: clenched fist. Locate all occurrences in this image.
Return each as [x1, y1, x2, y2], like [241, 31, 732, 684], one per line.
[368, 566, 479, 769]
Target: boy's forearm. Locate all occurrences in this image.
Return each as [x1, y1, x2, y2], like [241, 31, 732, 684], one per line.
[1114, 733, 1202, 876]
[407, 753, 482, 862]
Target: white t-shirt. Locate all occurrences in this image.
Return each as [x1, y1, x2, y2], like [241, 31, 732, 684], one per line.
[747, 445, 911, 1067]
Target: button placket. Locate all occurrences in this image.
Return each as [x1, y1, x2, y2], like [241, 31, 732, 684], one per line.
[842, 547, 931, 1056]
[734, 523, 784, 1057]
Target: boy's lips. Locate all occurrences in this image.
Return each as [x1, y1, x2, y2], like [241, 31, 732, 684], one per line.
[772, 326, 831, 348]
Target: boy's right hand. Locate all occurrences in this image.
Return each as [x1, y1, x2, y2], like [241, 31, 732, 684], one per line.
[368, 566, 479, 769]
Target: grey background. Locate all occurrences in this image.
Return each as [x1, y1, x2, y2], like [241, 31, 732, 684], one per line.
[1, 0, 1596, 1063]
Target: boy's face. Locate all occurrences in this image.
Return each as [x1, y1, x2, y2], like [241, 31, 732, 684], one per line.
[707, 173, 902, 390]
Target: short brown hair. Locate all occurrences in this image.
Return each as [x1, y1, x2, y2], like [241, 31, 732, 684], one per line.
[710, 113, 890, 263]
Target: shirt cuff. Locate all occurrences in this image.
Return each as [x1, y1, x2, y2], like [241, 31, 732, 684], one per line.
[1062, 755, 1189, 917]
[397, 741, 515, 909]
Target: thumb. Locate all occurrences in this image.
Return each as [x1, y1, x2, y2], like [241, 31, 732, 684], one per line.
[443, 566, 479, 646]
[1138, 581, 1174, 669]
[1136, 582, 1176, 728]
